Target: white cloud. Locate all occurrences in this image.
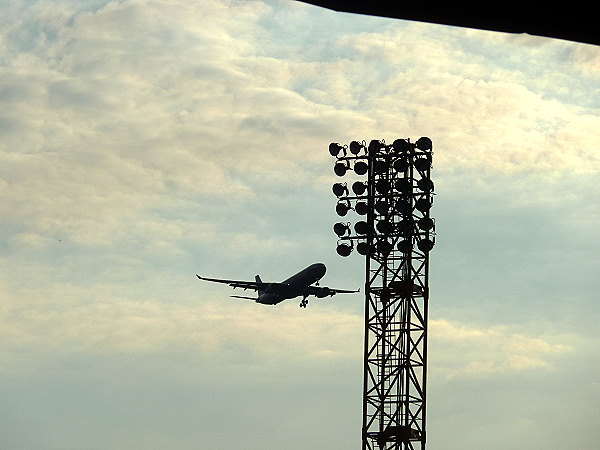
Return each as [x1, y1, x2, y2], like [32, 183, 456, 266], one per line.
[1, 2, 599, 448]
[3, 0, 598, 254]
[430, 319, 576, 378]
[0, 296, 363, 389]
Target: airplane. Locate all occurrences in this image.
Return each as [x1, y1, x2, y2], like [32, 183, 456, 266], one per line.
[196, 262, 358, 308]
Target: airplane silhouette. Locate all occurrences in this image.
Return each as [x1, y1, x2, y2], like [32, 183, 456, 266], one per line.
[196, 262, 358, 308]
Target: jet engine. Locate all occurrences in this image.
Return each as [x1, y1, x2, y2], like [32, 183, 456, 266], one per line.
[257, 293, 279, 304]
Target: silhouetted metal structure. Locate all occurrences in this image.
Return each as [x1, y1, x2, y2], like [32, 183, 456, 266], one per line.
[298, 2, 599, 46]
[330, 138, 435, 449]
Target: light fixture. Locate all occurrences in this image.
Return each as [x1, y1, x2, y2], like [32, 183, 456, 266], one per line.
[376, 240, 392, 255]
[375, 200, 388, 215]
[374, 159, 388, 174]
[334, 161, 349, 177]
[349, 140, 364, 155]
[336, 201, 351, 216]
[396, 219, 410, 234]
[416, 137, 432, 151]
[333, 222, 351, 237]
[375, 179, 390, 194]
[352, 181, 367, 196]
[355, 201, 368, 215]
[354, 221, 369, 235]
[329, 138, 434, 264]
[414, 157, 430, 171]
[376, 219, 393, 234]
[417, 178, 434, 192]
[395, 199, 411, 215]
[336, 242, 352, 257]
[417, 239, 434, 252]
[368, 140, 384, 154]
[394, 178, 411, 193]
[356, 241, 371, 255]
[397, 239, 412, 253]
[354, 161, 368, 175]
[417, 217, 434, 231]
[415, 198, 431, 213]
[393, 138, 411, 153]
[332, 182, 348, 197]
[329, 142, 345, 157]
[393, 157, 409, 173]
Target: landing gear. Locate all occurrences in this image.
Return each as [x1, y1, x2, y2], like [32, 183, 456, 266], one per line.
[299, 297, 309, 308]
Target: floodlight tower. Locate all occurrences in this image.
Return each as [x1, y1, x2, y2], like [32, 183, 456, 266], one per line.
[329, 138, 435, 450]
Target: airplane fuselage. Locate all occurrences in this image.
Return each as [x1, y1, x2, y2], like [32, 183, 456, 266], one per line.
[257, 262, 326, 304]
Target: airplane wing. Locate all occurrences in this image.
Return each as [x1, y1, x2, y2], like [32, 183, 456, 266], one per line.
[196, 275, 263, 290]
[304, 285, 359, 296]
[230, 295, 259, 300]
[329, 288, 360, 294]
[196, 275, 290, 292]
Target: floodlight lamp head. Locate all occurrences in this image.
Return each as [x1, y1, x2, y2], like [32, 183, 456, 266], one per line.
[336, 201, 350, 216]
[417, 217, 434, 231]
[396, 219, 410, 234]
[352, 181, 367, 196]
[354, 220, 369, 235]
[356, 241, 371, 256]
[332, 182, 348, 197]
[355, 201, 368, 215]
[376, 219, 393, 234]
[376, 240, 392, 255]
[368, 139, 384, 155]
[415, 198, 432, 213]
[329, 142, 345, 157]
[353, 161, 368, 175]
[397, 239, 412, 253]
[414, 157, 431, 172]
[417, 238, 435, 252]
[417, 178, 434, 192]
[333, 222, 350, 237]
[349, 140, 364, 155]
[336, 241, 353, 257]
[395, 199, 411, 215]
[416, 137, 432, 151]
[375, 179, 390, 194]
[374, 159, 388, 174]
[334, 161, 349, 177]
[393, 157, 409, 173]
[392, 138, 411, 153]
[375, 200, 389, 216]
[395, 178, 411, 193]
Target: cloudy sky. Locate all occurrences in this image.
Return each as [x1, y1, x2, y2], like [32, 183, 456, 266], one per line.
[1, 1, 599, 449]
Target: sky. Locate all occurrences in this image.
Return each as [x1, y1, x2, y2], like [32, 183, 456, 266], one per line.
[1, 1, 599, 449]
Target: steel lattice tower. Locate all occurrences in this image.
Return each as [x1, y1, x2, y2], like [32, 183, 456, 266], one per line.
[329, 138, 435, 450]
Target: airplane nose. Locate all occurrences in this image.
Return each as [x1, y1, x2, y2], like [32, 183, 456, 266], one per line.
[315, 263, 326, 277]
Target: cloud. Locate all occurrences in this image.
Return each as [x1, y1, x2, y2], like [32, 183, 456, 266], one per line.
[1, 1, 599, 448]
[0, 266, 363, 371]
[430, 319, 575, 379]
[328, 22, 600, 173]
[428, 319, 600, 449]
[3, 0, 598, 256]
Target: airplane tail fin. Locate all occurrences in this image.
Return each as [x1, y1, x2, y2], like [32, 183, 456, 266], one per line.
[256, 275, 264, 295]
